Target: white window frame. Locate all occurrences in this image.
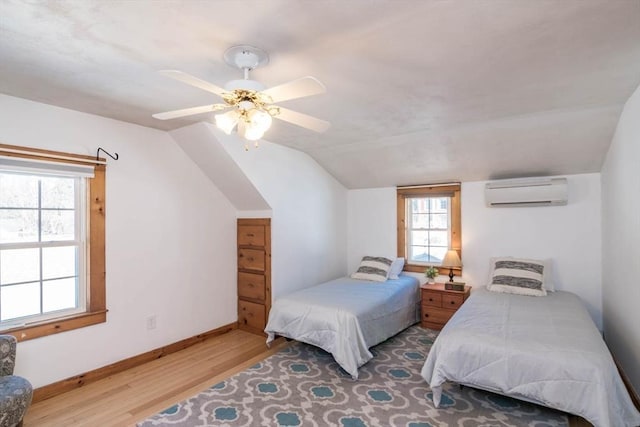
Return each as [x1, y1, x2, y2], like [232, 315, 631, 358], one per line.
[405, 196, 452, 266]
[0, 169, 90, 329]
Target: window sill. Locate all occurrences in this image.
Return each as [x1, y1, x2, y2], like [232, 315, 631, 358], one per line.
[3, 310, 108, 342]
[404, 263, 462, 275]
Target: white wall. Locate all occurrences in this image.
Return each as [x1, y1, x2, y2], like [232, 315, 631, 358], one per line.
[347, 188, 397, 272]
[463, 175, 602, 327]
[214, 124, 348, 298]
[0, 94, 238, 388]
[601, 83, 640, 392]
[347, 173, 603, 328]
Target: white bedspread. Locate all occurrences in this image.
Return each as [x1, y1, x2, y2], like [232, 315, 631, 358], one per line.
[421, 287, 640, 427]
[265, 275, 420, 379]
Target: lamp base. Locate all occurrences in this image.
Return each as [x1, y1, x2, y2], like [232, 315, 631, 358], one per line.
[449, 268, 455, 282]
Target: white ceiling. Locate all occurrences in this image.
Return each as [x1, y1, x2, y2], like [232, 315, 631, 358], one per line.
[1, 1, 639, 189]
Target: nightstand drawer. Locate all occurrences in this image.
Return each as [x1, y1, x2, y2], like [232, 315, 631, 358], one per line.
[422, 291, 442, 307]
[420, 282, 471, 330]
[422, 306, 456, 325]
[442, 293, 464, 309]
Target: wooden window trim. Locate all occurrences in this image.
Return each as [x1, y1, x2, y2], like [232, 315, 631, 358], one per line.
[397, 184, 462, 274]
[0, 143, 106, 342]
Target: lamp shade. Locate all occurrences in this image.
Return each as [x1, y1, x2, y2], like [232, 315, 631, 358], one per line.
[441, 249, 462, 268]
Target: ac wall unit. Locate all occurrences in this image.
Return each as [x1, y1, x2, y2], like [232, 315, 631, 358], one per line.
[485, 177, 568, 207]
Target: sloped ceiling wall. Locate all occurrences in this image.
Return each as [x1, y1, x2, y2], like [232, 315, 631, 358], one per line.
[170, 123, 270, 212]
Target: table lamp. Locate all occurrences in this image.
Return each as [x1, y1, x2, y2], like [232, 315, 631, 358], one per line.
[441, 249, 462, 282]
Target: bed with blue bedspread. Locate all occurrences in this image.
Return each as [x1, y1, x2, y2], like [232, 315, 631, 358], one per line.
[265, 274, 420, 379]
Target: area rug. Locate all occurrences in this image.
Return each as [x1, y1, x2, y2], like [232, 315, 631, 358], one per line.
[138, 325, 569, 426]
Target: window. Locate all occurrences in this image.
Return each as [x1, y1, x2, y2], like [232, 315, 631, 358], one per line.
[397, 184, 461, 274]
[0, 172, 86, 325]
[0, 144, 106, 342]
[406, 197, 450, 264]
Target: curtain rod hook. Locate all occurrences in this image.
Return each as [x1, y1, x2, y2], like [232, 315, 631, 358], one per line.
[96, 147, 119, 162]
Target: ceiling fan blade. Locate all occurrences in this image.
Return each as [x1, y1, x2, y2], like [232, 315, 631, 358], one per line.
[152, 104, 228, 120]
[262, 76, 326, 103]
[159, 70, 226, 97]
[275, 107, 330, 133]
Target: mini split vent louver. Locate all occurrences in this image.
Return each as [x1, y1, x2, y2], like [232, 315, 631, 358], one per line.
[485, 177, 568, 207]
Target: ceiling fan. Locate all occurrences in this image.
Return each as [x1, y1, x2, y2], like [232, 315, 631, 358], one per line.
[153, 45, 330, 146]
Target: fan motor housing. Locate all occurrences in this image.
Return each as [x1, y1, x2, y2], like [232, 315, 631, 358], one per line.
[224, 79, 265, 92]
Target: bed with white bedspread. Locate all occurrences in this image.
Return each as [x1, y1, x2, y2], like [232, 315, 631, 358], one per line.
[421, 287, 640, 427]
[265, 274, 420, 379]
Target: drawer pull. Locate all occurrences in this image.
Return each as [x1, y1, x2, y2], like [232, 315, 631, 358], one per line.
[247, 233, 255, 237]
[424, 314, 429, 318]
[428, 298, 433, 302]
[450, 301, 455, 305]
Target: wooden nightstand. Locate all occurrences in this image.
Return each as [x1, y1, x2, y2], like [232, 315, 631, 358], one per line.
[420, 282, 471, 330]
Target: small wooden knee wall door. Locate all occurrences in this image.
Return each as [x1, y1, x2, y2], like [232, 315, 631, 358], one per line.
[237, 218, 271, 335]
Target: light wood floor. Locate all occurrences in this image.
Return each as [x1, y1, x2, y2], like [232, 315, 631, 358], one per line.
[24, 329, 289, 427]
[24, 329, 591, 427]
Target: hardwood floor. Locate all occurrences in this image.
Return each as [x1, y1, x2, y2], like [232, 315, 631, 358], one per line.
[24, 330, 288, 427]
[24, 329, 592, 427]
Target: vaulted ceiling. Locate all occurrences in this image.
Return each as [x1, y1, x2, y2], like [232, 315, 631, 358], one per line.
[1, 1, 639, 188]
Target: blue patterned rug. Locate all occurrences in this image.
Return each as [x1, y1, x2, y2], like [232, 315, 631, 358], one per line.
[138, 325, 569, 426]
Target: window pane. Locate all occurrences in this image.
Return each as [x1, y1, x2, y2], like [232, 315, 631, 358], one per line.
[41, 210, 75, 241]
[43, 278, 77, 313]
[42, 246, 77, 280]
[0, 173, 38, 208]
[430, 246, 448, 263]
[0, 209, 38, 243]
[41, 177, 75, 209]
[0, 248, 40, 285]
[411, 213, 429, 229]
[410, 230, 429, 247]
[409, 245, 430, 263]
[434, 197, 448, 212]
[410, 198, 429, 214]
[1, 282, 40, 321]
[429, 230, 449, 246]
[409, 246, 448, 264]
[430, 213, 448, 229]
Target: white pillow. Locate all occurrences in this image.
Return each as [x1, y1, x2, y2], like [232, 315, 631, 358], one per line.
[351, 256, 393, 282]
[486, 257, 552, 297]
[387, 257, 405, 280]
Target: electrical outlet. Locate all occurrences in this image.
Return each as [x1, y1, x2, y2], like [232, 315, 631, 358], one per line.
[146, 315, 157, 330]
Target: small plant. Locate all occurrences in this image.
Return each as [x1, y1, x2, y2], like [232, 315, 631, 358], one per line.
[425, 266, 438, 280]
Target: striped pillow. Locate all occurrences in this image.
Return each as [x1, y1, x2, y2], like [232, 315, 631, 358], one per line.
[351, 256, 393, 282]
[487, 257, 547, 296]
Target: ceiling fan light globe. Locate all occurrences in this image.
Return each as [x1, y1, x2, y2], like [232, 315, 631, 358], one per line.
[248, 109, 273, 133]
[244, 126, 264, 141]
[215, 110, 239, 134]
